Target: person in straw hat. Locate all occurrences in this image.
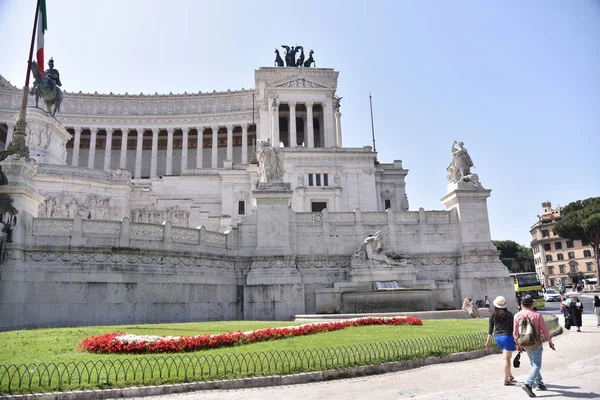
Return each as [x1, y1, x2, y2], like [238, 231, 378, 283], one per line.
[485, 296, 517, 386]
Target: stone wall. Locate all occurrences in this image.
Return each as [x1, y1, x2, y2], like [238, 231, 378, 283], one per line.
[0, 204, 516, 330]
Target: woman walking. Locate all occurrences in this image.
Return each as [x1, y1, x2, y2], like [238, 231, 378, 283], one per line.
[593, 295, 600, 327]
[569, 296, 584, 332]
[485, 296, 517, 385]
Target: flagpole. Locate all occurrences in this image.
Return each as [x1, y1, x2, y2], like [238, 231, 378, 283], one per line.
[7, 0, 40, 160]
[369, 93, 378, 163]
[24, 0, 42, 89]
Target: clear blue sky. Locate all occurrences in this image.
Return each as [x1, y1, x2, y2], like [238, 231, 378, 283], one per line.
[1, 0, 599, 246]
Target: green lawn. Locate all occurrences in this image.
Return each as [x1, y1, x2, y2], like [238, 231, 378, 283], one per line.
[0, 319, 489, 394]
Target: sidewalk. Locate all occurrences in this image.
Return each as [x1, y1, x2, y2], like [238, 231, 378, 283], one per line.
[127, 313, 600, 400]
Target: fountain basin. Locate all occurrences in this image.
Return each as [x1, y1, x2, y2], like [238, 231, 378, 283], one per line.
[340, 288, 435, 314]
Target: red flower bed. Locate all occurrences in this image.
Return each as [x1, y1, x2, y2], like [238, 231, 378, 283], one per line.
[78, 316, 423, 354]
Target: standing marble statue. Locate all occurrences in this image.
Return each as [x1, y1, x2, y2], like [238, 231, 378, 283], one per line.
[446, 140, 481, 187]
[256, 138, 284, 184]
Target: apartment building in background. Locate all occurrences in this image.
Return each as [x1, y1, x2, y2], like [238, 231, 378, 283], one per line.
[530, 202, 597, 288]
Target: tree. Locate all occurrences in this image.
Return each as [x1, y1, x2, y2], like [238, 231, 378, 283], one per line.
[492, 240, 534, 273]
[554, 197, 600, 282]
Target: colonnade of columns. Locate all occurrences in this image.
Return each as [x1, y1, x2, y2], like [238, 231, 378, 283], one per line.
[67, 124, 254, 179]
[271, 101, 326, 148]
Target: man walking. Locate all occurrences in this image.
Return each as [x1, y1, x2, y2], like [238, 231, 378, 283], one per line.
[513, 294, 555, 397]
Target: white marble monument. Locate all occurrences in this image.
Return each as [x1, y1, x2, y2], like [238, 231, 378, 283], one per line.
[0, 61, 515, 329]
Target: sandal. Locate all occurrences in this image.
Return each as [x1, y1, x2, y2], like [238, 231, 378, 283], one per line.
[504, 380, 516, 386]
[509, 376, 517, 382]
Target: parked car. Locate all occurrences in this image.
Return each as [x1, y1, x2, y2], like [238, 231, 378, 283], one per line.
[543, 288, 561, 302]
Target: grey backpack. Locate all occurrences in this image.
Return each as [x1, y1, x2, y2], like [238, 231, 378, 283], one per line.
[517, 315, 539, 347]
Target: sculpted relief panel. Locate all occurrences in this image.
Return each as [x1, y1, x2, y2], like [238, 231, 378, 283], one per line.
[38, 193, 128, 220]
[130, 206, 190, 227]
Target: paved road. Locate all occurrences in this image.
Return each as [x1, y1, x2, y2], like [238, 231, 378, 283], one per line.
[121, 295, 600, 400]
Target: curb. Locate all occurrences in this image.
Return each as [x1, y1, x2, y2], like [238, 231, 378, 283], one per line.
[0, 349, 497, 400]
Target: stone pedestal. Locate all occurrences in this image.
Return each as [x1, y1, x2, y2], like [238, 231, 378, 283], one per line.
[0, 158, 43, 244]
[441, 184, 496, 252]
[244, 255, 304, 320]
[441, 183, 517, 311]
[24, 108, 71, 165]
[252, 183, 293, 256]
[243, 183, 304, 320]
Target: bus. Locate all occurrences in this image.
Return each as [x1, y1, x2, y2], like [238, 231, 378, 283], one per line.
[509, 272, 545, 309]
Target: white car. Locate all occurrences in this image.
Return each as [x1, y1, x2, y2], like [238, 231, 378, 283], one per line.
[543, 289, 561, 302]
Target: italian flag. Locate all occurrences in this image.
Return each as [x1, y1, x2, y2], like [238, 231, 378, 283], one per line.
[36, 0, 48, 77]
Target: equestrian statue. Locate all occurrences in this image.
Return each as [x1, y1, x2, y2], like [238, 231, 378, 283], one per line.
[31, 58, 63, 116]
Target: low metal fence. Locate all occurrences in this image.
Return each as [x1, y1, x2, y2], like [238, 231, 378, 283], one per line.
[0, 333, 487, 394]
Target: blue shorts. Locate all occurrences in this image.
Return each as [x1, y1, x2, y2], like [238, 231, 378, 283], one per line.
[495, 335, 516, 351]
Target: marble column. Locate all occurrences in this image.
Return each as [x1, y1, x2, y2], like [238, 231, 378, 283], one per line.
[5, 123, 14, 149]
[196, 127, 203, 169]
[274, 101, 280, 145]
[317, 115, 324, 147]
[150, 128, 159, 177]
[72, 127, 82, 166]
[211, 126, 219, 168]
[87, 128, 98, 169]
[119, 128, 128, 169]
[324, 96, 335, 148]
[166, 128, 174, 175]
[103, 128, 114, 170]
[301, 117, 307, 146]
[181, 128, 189, 173]
[289, 101, 297, 147]
[306, 102, 314, 148]
[226, 125, 233, 161]
[335, 111, 342, 147]
[241, 124, 248, 164]
[135, 128, 144, 179]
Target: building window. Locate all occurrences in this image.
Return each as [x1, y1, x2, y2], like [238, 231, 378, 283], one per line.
[583, 250, 592, 258]
[570, 264, 578, 273]
[559, 265, 565, 274]
[548, 266, 554, 275]
[566, 240, 574, 248]
[311, 201, 327, 212]
[542, 230, 549, 237]
[554, 242, 562, 250]
[543, 243, 551, 251]
[549, 278, 555, 287]
[545, 255, 552, 262]
[308, 173, 328, 187]
[557, 254, 564, 261]
[568, 251, 575, 259]
[238, 200, 245, 215]
[384, 199, 391, 210]
[586, 262, 593, 272]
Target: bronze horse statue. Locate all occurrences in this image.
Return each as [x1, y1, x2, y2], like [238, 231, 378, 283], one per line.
[303, 50, 315, 67]
[31, 61, 63, 116]
[274, 49, 284, 67]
